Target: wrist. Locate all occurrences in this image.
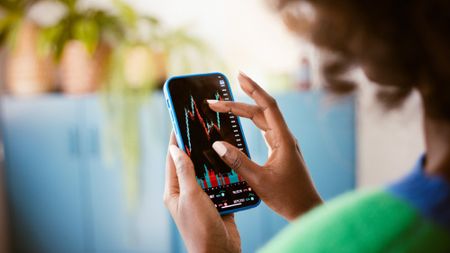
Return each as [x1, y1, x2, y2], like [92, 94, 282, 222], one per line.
[187, 240, 240, 253]
[288, 191, 323, 221]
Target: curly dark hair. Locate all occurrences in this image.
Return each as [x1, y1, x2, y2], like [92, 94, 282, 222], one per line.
[275, 0, 450, 120]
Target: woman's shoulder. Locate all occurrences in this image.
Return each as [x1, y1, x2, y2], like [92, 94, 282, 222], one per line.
[260, 189, 450, 253]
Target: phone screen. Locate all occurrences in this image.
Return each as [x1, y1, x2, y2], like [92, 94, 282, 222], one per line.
[165, 73, 260, 213]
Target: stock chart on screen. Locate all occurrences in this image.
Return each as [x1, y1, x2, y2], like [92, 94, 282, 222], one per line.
[183, 92, 243, 189]
[167, 73, 259, 212]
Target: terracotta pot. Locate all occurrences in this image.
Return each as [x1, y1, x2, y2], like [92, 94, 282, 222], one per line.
[122, 45, 167, 89]
[153, 50, 168, 89]
[5, 20, 54, 95]
[60, 40, 110, 94]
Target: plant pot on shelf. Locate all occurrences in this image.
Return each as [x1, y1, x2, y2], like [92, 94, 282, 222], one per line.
[153, 50, 168, 89]
[60, 40, 110, 94]
[122, 45, 167, 90]
[5, 20, 54, 96]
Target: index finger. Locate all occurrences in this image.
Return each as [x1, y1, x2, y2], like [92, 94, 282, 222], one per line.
[238, 72, 291, 135]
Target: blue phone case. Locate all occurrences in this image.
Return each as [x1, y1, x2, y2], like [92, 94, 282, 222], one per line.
[163, 72, 261, 215]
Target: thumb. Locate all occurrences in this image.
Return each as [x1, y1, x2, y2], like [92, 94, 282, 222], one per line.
[212, 141, 262, 185]
[169, 145, 201, 194]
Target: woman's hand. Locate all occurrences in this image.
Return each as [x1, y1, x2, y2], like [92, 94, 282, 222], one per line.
[163, 133, 241, 253]
[208, 72, 322, 221]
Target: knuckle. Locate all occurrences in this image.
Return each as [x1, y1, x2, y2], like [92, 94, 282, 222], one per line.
[255, 107, 264, 117]
[288, 135, 300, 151]
[174, 155, 184, 165]
[176, 166, 196, 183]
[229, 153, 243, 171]
[183, 188, 200, 198]
[280, 132, 297, 150]
[175, 159, 192, 173]
[294, 137, 302, 153]
[176, 163, 188, 175]
[287, 138, 297, 150]
[224, 102, 235, 109]
[266, 96, 277, 108]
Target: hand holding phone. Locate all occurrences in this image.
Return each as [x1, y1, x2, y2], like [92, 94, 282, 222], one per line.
[162, 72, 322, 252]
[164, 133, 241, 253]
[206, 72, 323, 221]
[164, 72, 260, 214]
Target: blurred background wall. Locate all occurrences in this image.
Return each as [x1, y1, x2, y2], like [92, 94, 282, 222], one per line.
[79, 0, 305, 76]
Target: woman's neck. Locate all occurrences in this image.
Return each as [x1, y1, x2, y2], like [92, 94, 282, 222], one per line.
[424, 115, 450, 181]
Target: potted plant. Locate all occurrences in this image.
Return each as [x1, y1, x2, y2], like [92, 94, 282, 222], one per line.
[102, 0, 221, 208]
[0, 0, 55, 95]
[38, 0, 121, 94]
[100, 0, 166, 208]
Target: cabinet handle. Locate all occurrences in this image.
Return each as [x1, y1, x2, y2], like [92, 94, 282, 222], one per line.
[90, 128, 99, 157]
[68, 127, 80, 157]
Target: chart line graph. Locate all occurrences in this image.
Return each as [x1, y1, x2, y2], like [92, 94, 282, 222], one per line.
[184, 92, 221, 153]
[182, 91, 242, 189]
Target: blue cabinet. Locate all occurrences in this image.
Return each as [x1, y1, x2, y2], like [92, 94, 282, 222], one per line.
[85, 96, 172, 252]
[2, 95, 174, 253]
[1, 91, 355, 253]
[2, 97, 87, 253]
[82, 98, 130, 252]
[276, 92, 356, 200]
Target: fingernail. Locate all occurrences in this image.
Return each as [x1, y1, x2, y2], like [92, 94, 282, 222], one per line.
[207, 99, 219, 104]
[169, 145, 179, 159]
[212, 141, 227, 157]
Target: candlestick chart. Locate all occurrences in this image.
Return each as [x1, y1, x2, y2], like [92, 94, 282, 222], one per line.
[182, 92, 243, 189]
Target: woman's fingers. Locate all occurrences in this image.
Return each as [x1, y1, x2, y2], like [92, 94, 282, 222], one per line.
[238, 73, 288, 129]
[169, 132, 177, 145]
[164, 133, 180, 210]
[212, 141, 263, 189]
[207, 100, 269, 131]
[238, 72, 294, 146]
[238, 72, 274, 109]
[168, 145, 201, 195]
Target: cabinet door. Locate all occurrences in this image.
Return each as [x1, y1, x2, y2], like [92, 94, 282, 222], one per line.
[86, 94, 172, 252]
[139, 94, 172, 252]
[276, 92, 356, 200]
[2, 97, 87, 253]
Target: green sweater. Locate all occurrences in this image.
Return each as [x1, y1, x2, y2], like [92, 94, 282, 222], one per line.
[260, 157, 450, 252]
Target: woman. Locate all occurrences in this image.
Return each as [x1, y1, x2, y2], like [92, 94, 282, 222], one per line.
[163, 0, 450, 252]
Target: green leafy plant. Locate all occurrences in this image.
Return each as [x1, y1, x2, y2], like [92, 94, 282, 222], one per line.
[0, 0, 40, 48]
[102, 0, 224, 209]
[37, 0, 122, 60]
[101, 0, 165, 209]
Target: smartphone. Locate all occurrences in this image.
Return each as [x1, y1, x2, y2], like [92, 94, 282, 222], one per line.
[163, 72, 260, 214]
